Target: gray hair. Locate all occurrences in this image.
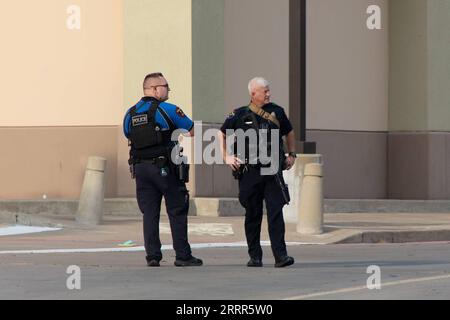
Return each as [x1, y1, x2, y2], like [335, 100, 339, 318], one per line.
[248, 77, 270, 95]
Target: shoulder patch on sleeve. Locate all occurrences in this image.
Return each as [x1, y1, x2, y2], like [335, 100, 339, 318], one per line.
[176, 107, 186, 118]
[227, 107, 246, 119]
[227, 111, 236, 119]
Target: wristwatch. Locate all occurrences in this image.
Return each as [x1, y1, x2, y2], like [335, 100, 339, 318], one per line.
[288, 152, 297, 158]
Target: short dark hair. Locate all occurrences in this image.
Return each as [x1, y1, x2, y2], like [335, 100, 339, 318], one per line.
[143, 73, 164, 89]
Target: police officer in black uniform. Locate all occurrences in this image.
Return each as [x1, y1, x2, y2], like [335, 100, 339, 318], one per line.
[218, 77, 296, 268]
[123, 73, 202, 267]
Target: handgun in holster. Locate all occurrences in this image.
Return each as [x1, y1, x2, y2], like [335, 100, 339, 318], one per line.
[232, 166, 243, 180]
[232, 162, 249, 180]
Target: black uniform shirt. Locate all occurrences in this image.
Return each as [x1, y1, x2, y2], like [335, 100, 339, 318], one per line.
[220, 103, 293, 137]
[220, 103, 293, 166]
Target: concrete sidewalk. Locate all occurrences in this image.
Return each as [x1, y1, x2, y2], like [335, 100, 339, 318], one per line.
[2, 198, 450, 217]
[1, 213, 450, 253]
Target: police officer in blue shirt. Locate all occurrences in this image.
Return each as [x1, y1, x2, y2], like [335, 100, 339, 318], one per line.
[218, 77, 296, 268]
[123, 72, 202, 267]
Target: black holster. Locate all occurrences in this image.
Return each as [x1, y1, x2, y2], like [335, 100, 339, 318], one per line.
[128, 157, 136, 179]
[232, 164, 249, 180]
[176, 163, 190, 183]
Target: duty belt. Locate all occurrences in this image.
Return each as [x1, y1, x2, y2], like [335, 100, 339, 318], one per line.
[136, 157, 168, 166]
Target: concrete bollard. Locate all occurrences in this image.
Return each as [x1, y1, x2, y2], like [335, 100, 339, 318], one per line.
[297, 163, 324, 235]
[283, 154, 322, 223]
[76, 156, 107, 225]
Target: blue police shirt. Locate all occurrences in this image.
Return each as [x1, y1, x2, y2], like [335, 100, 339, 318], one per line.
[123, 97, 194, 138]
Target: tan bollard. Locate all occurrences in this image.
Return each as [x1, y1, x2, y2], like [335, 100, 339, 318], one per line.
[76, 156, 107, 225]
[283, 154, 322, 223]
[297, 163, 324, 235]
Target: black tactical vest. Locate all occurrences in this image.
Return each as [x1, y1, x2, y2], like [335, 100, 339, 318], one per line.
[234, 108, 283, 167]
[233, 109, 258, 165]
[129, 99, 175, 159]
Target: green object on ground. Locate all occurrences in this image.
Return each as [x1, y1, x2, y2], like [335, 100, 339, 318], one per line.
[118, 240, 137, 247]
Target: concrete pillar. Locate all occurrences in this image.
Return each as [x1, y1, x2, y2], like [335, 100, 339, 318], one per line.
[388, 0, 450, 199]
[297, 163, 324, 235]
[283, 154, 322, 223]
[76, 157, 107, 225]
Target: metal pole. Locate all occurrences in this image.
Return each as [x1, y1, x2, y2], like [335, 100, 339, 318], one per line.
[300, 0, 306, 143]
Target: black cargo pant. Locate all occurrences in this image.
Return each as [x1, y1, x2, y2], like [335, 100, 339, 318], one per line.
[135, 162, 192, 261]
[238, 166, 289, 261]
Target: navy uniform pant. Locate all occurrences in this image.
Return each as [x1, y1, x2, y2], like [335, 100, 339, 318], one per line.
[135, 162, 192, 261]
[238, 167, 289, 261]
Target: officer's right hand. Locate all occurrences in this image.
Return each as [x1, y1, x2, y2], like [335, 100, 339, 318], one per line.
[225, 155, 243, 171]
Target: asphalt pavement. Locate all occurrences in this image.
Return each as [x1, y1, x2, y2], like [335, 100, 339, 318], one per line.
[1, 214, 450, 300]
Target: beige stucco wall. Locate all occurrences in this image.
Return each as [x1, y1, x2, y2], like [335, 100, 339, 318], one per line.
[0, 0, 195, 199]
[307, 0, 389, 132]
[122, 0, 193, 115]
[224, 0, 290, 114]
[0, 0, 123, 127]
[0, 0, 123, 199]
[0, 127, 118, 200]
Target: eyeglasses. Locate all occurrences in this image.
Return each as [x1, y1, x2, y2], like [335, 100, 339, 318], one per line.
[144, 84, 170, 90]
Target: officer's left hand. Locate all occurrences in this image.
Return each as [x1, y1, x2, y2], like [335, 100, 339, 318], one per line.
[285, 155, 296, 171]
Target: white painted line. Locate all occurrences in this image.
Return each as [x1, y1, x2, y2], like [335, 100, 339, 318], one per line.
[0, 226, 62, 237]
[0, 241, 311, 255]
[0, 247, 146, 255]
[284, 274, 450, 300]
